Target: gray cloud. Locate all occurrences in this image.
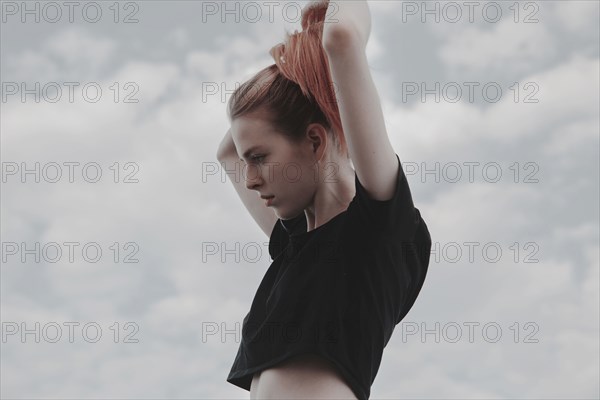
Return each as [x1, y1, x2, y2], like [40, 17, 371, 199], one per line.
[2, 1, 598, 399]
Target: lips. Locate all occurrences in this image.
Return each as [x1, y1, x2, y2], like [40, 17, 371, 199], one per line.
[260, 194, 274, 207]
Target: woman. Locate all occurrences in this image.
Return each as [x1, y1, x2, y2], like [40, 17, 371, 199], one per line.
[217, 1, 432, 399]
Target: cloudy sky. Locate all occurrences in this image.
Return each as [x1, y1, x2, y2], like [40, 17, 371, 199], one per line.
[1, 0, 598, 398]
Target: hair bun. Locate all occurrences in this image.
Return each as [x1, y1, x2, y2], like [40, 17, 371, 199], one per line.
[301, 0, 329, 30]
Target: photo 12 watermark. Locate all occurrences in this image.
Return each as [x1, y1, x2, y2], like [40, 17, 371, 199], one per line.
[2, 321, 140, 343]
[2, 82, 140, 104]
[201, 1, 338, 24]
[1, 1, 140, 24]
[397, 1, 540, 24]
[400, 81, 540, 104]
[2, 162, 141, 183]
[403, 161, 540, 184]
[399, 321, 540, 344]
[2, 241, 141, 264]
[430, 241, 540, 265]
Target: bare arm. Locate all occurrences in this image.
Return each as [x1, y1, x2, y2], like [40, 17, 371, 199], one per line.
[216, 127, 236, 160]
[322, 0, 399, 202]
[216, 129, 279, 238]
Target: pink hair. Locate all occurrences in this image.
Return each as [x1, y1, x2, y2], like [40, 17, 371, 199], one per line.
[227, 0, 348, 157]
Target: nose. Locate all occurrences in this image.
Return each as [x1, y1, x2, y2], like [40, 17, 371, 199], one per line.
[244, 164, 263, 191]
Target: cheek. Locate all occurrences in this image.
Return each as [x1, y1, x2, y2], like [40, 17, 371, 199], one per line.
[271, 161, 314, 192]
[280, 166, 310, 188]
[287, 171, 316, 199]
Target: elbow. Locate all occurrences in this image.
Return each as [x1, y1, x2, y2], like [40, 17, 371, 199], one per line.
[216, 142, 236, 162]
[216, 148, 224, 162]
[216, 148, 226, 162]
[216, 148, 230, 163]
[323, 23, 364, 54]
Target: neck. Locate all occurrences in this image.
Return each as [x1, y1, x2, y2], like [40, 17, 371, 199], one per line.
[305, 162, 355, 232]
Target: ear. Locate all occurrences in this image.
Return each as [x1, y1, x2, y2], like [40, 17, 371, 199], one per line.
[305, 123, 329, 161]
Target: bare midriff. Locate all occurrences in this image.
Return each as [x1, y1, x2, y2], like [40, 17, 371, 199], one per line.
[250, 353, 358, 399]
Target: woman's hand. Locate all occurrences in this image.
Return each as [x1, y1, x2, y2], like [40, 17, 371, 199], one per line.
[322, 0, 371, 51]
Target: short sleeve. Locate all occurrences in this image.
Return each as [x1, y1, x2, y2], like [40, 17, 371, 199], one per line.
[348, 153, 419, 239]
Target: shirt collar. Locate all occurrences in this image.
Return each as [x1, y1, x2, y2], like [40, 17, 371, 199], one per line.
[279, 213, 307, 236]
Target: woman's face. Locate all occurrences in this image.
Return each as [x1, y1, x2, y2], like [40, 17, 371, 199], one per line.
[230, 113, 323, 220]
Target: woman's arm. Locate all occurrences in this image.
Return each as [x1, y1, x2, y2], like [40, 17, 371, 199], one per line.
[321, 1, 399, 202]
[216, 128, 236, 160]
[216, 128, 279, 238]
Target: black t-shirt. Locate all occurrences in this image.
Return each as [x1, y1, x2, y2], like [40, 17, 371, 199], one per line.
[226, 153, 432, 400]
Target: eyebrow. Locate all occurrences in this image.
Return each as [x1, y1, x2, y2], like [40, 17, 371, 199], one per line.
[239, 146, 264, 160]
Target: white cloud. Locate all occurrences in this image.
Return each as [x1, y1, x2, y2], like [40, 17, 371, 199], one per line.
[484, 54, 599, 142]
[541, 118, 599, 166]
[551, 0, 600, 37]
[111, 60, 180, 104]
[380, 54, 599, 166]
[439, 18, 557, 77]
[166, 27, 189, 48]
[3, 25, 117, 82]
[3, 50, 60, 82]
[44, 25, 117, 71]
[185, 50, 227, 78]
